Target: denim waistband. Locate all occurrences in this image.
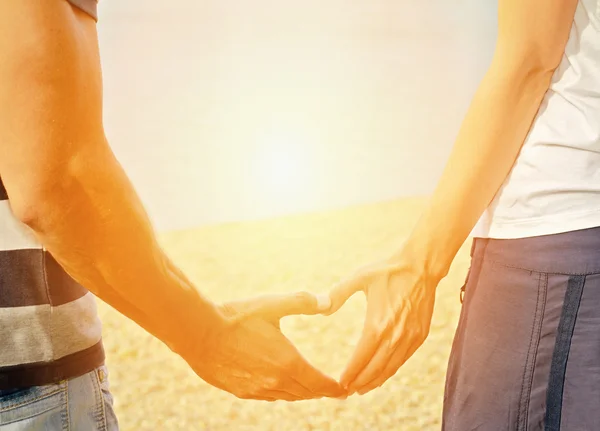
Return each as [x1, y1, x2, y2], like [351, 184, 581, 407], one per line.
[472, 226, 600, 275]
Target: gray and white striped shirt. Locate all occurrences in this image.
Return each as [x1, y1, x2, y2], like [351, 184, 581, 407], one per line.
[0, 179, 104, 390]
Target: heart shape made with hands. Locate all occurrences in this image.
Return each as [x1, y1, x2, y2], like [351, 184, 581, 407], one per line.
[219, 257, 436, 398]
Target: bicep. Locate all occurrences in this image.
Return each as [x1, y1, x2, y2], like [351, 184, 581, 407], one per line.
[0, 0, 104, 214]
[494, 0, 579, 73]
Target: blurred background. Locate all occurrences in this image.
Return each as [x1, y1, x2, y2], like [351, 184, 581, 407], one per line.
[98, 0, 497, 232]
[96, 1, 497, 430]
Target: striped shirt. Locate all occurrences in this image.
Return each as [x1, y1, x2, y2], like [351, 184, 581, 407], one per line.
[69, 0, 98, 22]
[0, 178, 105, 390]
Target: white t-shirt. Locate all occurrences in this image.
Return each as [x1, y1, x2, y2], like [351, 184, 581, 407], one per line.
[472, 0, 600, 239]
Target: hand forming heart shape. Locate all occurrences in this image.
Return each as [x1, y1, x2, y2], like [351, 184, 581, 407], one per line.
[198, 251, 438, 401]
[323, 256, 438, 395]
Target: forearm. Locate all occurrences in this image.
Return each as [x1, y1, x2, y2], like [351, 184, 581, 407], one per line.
[401, 61, 555, 282]
[0, 2, 226, 357]
[24, 142, 226, 355]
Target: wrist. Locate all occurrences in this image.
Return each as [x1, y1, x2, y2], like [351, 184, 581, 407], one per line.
[393, 223, 454, 287]
[149, 259, 230, 358]
[165, 291, 230, 359]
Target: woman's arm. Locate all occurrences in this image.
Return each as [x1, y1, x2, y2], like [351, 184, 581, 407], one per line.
[328, 0, 580, 395]
[404, 0, 579, 282]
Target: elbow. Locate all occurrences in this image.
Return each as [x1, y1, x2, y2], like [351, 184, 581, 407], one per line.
[9, 172, 81, 235]
[11, 201, 60, 236]
[522, 50, 563, 78]
[486, 55, 559, 99]
[11, 199, 41, 231]
[11, 186, 64, 235]
[491, 44, 564, 86]
[8, 137, 112, 235]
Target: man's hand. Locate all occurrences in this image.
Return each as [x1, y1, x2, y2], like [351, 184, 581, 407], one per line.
[324, 256, 437, 395]
[183, 292, 347, 401]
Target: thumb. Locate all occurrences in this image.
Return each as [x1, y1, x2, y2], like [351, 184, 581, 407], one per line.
[225, 292, 332, 321]
[322, 274, 366, 316]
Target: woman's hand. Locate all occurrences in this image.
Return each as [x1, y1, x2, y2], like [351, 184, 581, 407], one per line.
[325, 256, 438, 395]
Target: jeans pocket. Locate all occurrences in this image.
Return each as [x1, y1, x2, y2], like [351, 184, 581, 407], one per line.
[0, 381, 66, 424]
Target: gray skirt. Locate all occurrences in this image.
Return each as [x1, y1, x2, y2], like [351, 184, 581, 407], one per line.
[443, 227, 600, 431]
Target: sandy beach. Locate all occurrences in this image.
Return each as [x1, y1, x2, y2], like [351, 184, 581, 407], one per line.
[97, 197, 469, 430]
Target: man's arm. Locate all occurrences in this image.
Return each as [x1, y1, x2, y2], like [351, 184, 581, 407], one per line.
[0, 1, 224, 355]
[403, 0, 579, 282]
[0, 1, 344, 400]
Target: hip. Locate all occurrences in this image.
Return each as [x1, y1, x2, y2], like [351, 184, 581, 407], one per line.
[0, 365, 118, 430]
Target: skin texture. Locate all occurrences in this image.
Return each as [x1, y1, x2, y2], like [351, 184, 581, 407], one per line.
[0, 1, 343, 401]
[325, 0, 581, 395]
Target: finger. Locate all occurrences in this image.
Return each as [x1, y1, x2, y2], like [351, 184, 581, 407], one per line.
[290, 373, 346, 399]
[235, 373, 323, 402]
[356, 335, 423, 395]
[355, 373, 387, 396]
[267, 291, 332, 319]
[354, 348, 401, 395]
[275, 376, 326, 400]
[225, 292, 332, 321]
[237, 393, 297, 402]
[290, 360, 347, 398]
[255, 390, 304, 402]
[346, 337, 394, 393]
[272, 329, 347, 398]
[323, 274, 366, 316]
[339, 317, 386, 389]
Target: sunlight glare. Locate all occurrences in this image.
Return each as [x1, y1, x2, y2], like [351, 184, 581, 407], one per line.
[253, 125, 318, 214]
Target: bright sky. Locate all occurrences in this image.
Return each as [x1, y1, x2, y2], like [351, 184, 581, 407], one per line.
[97, 1, 497, 231]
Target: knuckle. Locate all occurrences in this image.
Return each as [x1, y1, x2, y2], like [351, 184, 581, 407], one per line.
[384, 338, 396, 354]
[385, 318, 396, 333]
[372, 319, 393, 335]
[414, 324, 429, 340]
[235, 382, 269, 400]
[295, 291, 314, 306]
[219, 303, 239, 319]
[220, 305, 246, 325]
[373, 364, 387, 376]
[263, 376, 281, 390]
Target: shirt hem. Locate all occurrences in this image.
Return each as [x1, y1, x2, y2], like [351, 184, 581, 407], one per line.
[472, 208, 600, 239]
[0, 341, 105, 391]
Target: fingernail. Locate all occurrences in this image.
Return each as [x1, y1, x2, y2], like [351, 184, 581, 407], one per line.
[316, 294, 331, 311]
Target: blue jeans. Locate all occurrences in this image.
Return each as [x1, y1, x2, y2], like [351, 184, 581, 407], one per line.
[0, 365, 118, 430]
